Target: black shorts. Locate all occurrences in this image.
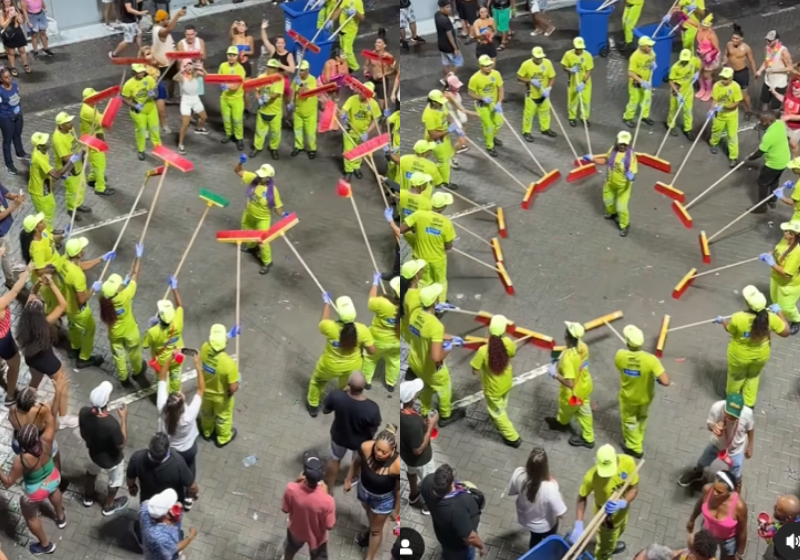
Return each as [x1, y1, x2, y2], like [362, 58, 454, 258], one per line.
[0, 329, 17, 361]
[476, 41, 497, 59]
[457, 0, 479, 25]
[732, 67, 749, 89]
[285, 529, 328, 560]
[761, 83, 787, 110]
[25, 347, 60, 376]
[372, 79, 387, 101]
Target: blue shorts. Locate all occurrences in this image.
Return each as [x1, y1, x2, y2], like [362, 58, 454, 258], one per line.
[357, 484, 395, 515]
[27, 11, 48, 33]
[441, 52, 464, 68]
[157, 83, 168, 100]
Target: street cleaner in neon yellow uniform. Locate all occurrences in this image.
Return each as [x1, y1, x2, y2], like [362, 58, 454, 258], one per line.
[396, 172, 433, 250]
[545, 321, 594, 448]
[517, 46, 558, 141]
[61, 236, 115, 369]
[468, 55, 504, 156]
[290, 60, 318, 159]
[571, 444, 640, 560]
[399, 259, 426, 345]
[22, 212, 64, 314]
[469, 315, 521, 448]
[775, 158, 800, 222]
[200, 323, 241, 447]
[306, 294, 375, 416]
[97, 243, 146, 382]
[53, 111, 93, 219]
[407, 283, 465, 427]
[674, 0, 705, 51]
[218, 47, 246, 151]
[341, 81, 381, 181]
[386, 192, 455, 303]
[715, 285, 789, 407]
[621, 0, 644, 50]
[143, 277, 185, 394]
[583, 131, 639, 237]
[709, 67, 743, 168]
[386, 110, 401, 182]
[667, 50, 701, 140]
[251, 59, 284, 160]
[423, 90, 457, 187]
[331, 0, 364, 71]
[614, 324, 671, 459]
[560, 37, 594, 127]
[764, 222, 800, 334]
[362, 274, 401, 391]
[79, 89, 115, 197]
[28, 132, 76, 230]
[398, 140, 444, 191]
[122, 64, 161, 161]
[623, 36, 656, 128]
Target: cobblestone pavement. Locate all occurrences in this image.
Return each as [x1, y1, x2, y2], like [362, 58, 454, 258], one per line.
[399, 5, 800, 560]
[0, 3, 401, 560]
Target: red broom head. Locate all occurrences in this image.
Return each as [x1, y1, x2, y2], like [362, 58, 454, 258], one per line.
[100, 97, 123, 129]
[536, 169, 561, 192]
[84, 86, 121, 106]
[288, 30, 321, 54]
[672, 268, 697, 299]
[515, 328, 556, 349]
[261, 212, 300, 244]
[153, 145, 194, 173]
[699, 231, 711, 264]
[474, 311, 493, 326]
[80, 135, 109, 153]
[638, 153, 672, 174]
[490, 238, 504, 263]
[167, 51, 201, 60]
[496, 208, 507, 238]
[344, 133, 389, 161]
[216, 229, 269, 244]
[462, 337, 488, 351]
[671, 201, 693, 229]
[204, 73, 245, 85]
[521, 183, 536, 210]
[655, 315, 670, 357]
[244, 74, 283, 90]
[111, 57, 148, 65]
[318, 100, 337, 133]
[361, 49, 395, 66]
[566, 163, 597, 183]
[344, 75, 374, 98]
[299, 83, 338, 99]
[654, 182, 685, 202]
[337, 178, 352, 197]
[497, 261, 514, 296]
[146, 166, 166, 178]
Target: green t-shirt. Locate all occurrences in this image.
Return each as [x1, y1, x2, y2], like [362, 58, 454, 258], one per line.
[241, 172, 283, 221]
[317, 319, 373, 372]
[60, 259, 87, 315]
[30, 233, 59, 271]
[29, 149, 53, 198]
[408, 307, 444, 376]
[558, 341, 592, 401]
[560, 49, 594, 85]
[468, 69, 503, 104]
[80, 102, 104, 137]
[217, 62, 246, 99]
[615, 349, 665, 406]
[404, 210, 456, 262]
[107, 281, 138, 338]
[726, 310, 786, 362]
[712, 80, 743, 110]
[628, 49, 655, 82]
[342, 94, 381, 134]
[258, 77, 284, 116]
[791, 180, 800, 223]
[760, 121, 792, 171]
[293, 74, 318, 114]
[399, 189, 433, 222]
[200, 342, 240, 399]
[772, 238, 800, 287]
[52, 128, 81, 176]
[122, 75, 157, 108]
[469, 336, 516, 397]
[338, 0, 363, 34]
[517, 58, 555, 99]
[398, 154, 443, 190]
[605, 148, 639, 185]
[401, 287, 421, 343]
[368, 297, 399, 345]
[143, 307, 185, 364]
[422, 105, 450, 142]
[387, 112, 401, 149]
[669, 58, 701, 94]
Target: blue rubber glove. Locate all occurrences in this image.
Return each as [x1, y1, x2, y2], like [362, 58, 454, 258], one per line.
[383, 108, 391, 117]
[641, 81, 652, 90]
[760, 253, 776, 266]
[605, 499, 628, 514]
[576, 82, 585, 93]
[713, 316, 724, 324]
[769, 303, 782, 314]
[493, 102, 503, 114]
[543, 87, 551, 98]
[92, 281, 102, 293]
[69, 153, 81, 164]
[64, 224, 71, 236]
[530, 79, 541, 87]
[101, 250, 116, 262]
[149, 316, 159, 327]
[692, 71, 700, 83]
[123, 274, 131, 286]
[443, 341, 453, 351]
[435, 303, 458, 312]
[450, 336, 464, 347]
[707, 109, 716, 119]
[239, 153, 247, 164]
[582, 154, 593, 163]
[322, 292, 333, 304]
[383, 145, 390, 154]
[568, 521, 584, 545]
[661, 14, 670, 24]
[294, 76, 303, 86]
[324, 20, 333, 31]
[383, 207, 394, 223]
[134, 103, 143, 112]
[625, 171, 635, 181]
[345, 7, 356, 16]
[782, 180, 796, 191]
[282, 211, 290, 218]
[287, 103, 295, 112]
[135, 243, 144, 258]
[677, 94, 685, 104]
[373, 271, 382, 286]
[482, 97, 492, 104]
[168, 275, 178, 289]
[340, 113, 349, 124]
[360, 132, 369, 141]
[227, 325, 241, 338]
[148, 89, 157, 99]
[773, 187, 785, 200]
[12, 106, 19, 115]
[651, 61, 657, 71]
[548, 363, 557, 378]
[220, 84, 228, 91]
[448, 122, 459, 133]
[258, 95, 267, 106]
[570, 66, 579, 74]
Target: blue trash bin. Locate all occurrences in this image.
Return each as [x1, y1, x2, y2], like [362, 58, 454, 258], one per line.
[518, 536, 595, 560]
[634, 23, 673, 85]
[296, 37, 337, 78]
[281, 0, 325, 53]
[576, 0, 614, 57]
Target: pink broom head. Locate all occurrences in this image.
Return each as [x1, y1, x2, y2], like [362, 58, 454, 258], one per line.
[344, 133, 389, 161]
[361, 49, 395, 66]
[153, 145, 194, 173]
[166, 51, 201, 60]
[300, 83, 338, 99]
[111, 57, 148, 65]
[80, 135, 108, 153]
[244, 74, 283, 90]
[288, 30, 321, 54]
[100, 97, 123, 129]
[216, 230, 270, 244]
[344, 75, 374, 98]
[318, 100, 337, 133]
[84, 86, 121, 106]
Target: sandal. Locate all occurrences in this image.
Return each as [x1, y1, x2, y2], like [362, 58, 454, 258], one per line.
[23, 65, 31, 74]
[9, 68, 17, 77]
[498, 43, 508, 51]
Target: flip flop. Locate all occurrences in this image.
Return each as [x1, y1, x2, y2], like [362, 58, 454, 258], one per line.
[23, 65, 31, 74]
[9, 68, 17, 77]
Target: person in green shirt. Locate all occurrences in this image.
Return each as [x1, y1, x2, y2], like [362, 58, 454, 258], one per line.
[362, 273, 401, 390]
[407, 283, 465, 426]
[623, 36, 655, 127]
[763, 222, 800, 332]
[98, 243, 145, 382]
[584, 131, 639, 236]
[396, 172, 433, 250]
[560, 37, 594, 126]
[709, 67, 743, 167]
[218, 47, 246, 151]
[234, 160, 287, 275]
[143, 277, 185, 394]
[307, 294, 376, 416]
[775, 157, 800, 221]
[52, 111, 92, 218]
[291, 60, 318, 158]
[399, 259, 426, 345]
[200, 323, 241, 447]
[545, 321, 594, 448]
[675, 0, 706, 51]
[468, 55, 504, 154]
[422, 90, 456, 186]
[386, 191, 455, 303]
[121, 64, 161, 161]
[621, 0, 644, 50]
[397, 140, 444, 191]
[341, 81, 381, 180]
[20, 212, 65, 315]
[60, 236, 114, 368]
[251, 59, 284, 160]
[716, 284, 789, 407]
[571, 445, 639, 560]
[614, 324, 671, 459]
[28, 132, 74, 230]
[79, 89, 114, 196]
[331, 0, 365, 71]
[667, 50, 701, 140]
[469, 315, 521, 447]
[746, 111, 792, 208]
[517, 46, 558, 140]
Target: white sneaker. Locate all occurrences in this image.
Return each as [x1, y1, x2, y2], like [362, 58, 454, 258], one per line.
[178, 144, 186, 154]
[162, 125, 172, 135]
[58, 414, 79, 430]
[104, 24, 116, 32]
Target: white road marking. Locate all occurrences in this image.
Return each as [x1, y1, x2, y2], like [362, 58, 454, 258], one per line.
[452, 363, 549, 409]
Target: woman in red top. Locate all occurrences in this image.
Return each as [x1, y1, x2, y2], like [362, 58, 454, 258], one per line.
[771, 78, 800, 157]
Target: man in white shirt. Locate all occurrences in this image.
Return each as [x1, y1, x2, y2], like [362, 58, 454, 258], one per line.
[152, 8, 186, 102]
[756, 30, 793, 112]
[176, 25, 206, 61]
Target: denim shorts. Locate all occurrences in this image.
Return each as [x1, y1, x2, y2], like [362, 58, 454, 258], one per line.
[357, 483, 395, 515]
[27, 11, 48, 33]
[440, 52, 464, 68]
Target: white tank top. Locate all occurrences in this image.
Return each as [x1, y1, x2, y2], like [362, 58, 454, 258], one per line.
[766, 46, 789, 89]
[152, 24, 176, 67]
[178, 37, 202, 55]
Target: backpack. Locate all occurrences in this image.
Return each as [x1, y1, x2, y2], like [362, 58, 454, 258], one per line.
[457, 480, 486, 512]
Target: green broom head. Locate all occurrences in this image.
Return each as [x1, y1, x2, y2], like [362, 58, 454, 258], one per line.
[199, 188, 230, 208]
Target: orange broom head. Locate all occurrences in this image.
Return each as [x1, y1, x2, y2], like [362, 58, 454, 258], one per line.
[536, 169, 561, 192]
[84, 86, 121, 106]
[344, 133, 389, 161]
[490, 238, 504, 262]
[462, 336, 488, 351]
[153, 145, 194, 173]
[513, 327, 556, 349]
[80, 134, 108, 153]
[244, 74, 283, 90]
[111, 57, 148, 65]
[637, 152, 671, 174]
[260, 212, 300, 244]
[497, 207, 507, 238]
[216, 230, 269, 244]
[671, 200, 693, 229]
[146, 166, 166, 178]
[344, 75, 375, 98]
[566, 163, 597, 183]
[166, 51, 201, 60]
[300, 83, 338, 99]
[203, 73, 245, 85]
[654, 182, 685, 202]
[497, 261, 514, 296]
[337, 178, 352, 198]
[655, 315, 670, 357]
[583, 311, 623, 331]
[672, 268, 697, 299]
[361, 49, 395, 66]
[100, 96, 123, 129]
[288, 30, 321, 54]
[699, 231, 711, 264]
[318, 100, 337, 133]
[521, 182, 536, 210]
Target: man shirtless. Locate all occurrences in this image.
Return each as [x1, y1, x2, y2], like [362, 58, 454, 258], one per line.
[723, 23, 757, 119]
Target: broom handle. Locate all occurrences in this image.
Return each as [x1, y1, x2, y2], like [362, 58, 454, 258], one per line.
[550, 105, 581, 161]
[655, 96, 685, 157]
[235, 243, 241, 363]
[563, 488, 621, 560]
[155, 60, 177, 86]
[685, 161, 747, 210]
[671, 112, 712, 185]
[330, 13, 356, 39]
[501, 115, 546, 175]
[163, 204, 212, 300]
[447, 203, 497, 221]
[707, 194, 774, 243]
[652, 0, 679, 36]
[691, 257, 760, 279]
[439, 185, 497, 218]
[453, 221, 492, 247]
[99, 175, 152, 281]
[334, 115, 389, 209]
[280, 234, 338, 313]
[632, 89, 651, 150]
[669, 316, 732, 333]
[451, 247, 500, 272]
[578, 94, 593, 155]
[310, 0, 345, 43]
[447, 308, 482, 316]
[349, 196, 387, 295]
[603, 320, 626, 343]
[137, 166, 170, 246]
[465, 135, 528, 191]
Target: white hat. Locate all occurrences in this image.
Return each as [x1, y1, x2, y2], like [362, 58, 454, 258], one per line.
[147, 488, 179, 518]
[90, 381, 113, 409]
[399, 378, 424, 404]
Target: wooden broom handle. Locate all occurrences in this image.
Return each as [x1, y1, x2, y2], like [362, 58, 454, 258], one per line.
[163, 204, 212, 300]
[707, 194, 774, 242]
[603, 320, 626, 343]
[501, 115, 546, 175]
[670, 113, 712, 186]
[652, 0, 679, 36]
[235, 244, 241, 363]
[451, 247, 500, 272]
[439, 185, 497, 219]
[685, 161, 747, 210]
[669, 315, 732, 333]
[691, 257, 760, 279]
[333, 114, 389, 209]
[99, 175, 152, 281]
[550, 105, 581, 161]
[632, 89, 652, 150]
[138, 166, 170, 246]
[453, 221, 492, 247]
[349, 196, 386, 294]
[578, 95, 593, 155]
[279, 234, 338, 314]
[464, 135, 529, 191]
[310, 0, 345, 43]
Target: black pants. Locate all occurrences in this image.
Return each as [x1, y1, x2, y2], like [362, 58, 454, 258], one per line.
[529, 524, 558, 549]
[757, 165, 785, 208]
[0, 114, 24, 167]
[392, 240, 400, 277]
[174, 440, 198, 481]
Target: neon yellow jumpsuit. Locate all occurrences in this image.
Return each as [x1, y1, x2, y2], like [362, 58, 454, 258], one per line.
[254, 74, 284, 152]
[200, 341, 239, 445]
[60, 259, 96, 361]
[725, 310, 786, 406]
[603, 148, 638, 229]
[623, 48, 655, 121]
[122, 75, 161, 153]
[615, 349, 665, 455]
[408, 307, 452, 418]
[308, 319, 374, 407]
[342, 93, 381, 174]
[387, 112, 401, 182]
[106, 280, 144, 381]
[560, 48, 594, 121]
[398, 187, 432, 249]
[52, 127, 84, 213]
[622, 0, 644, 45]
[28, 150, 57, 229]
[470, 336, 519, 442]
[401, 286, 421, 344]
[217, 61, 246, 141]
[143, 307, 185, 394]
[667, 56, 701, 132]
[80, 102, 108, 193]
[709, 79, 743, 160]
[771, 238, 800, 323]
[338, 0, 364, 71]
[404, 210, 455, 303]
[292, 73, 318, 152]
[422, 104, 453, 184]
[517, 57, 555, 133]
[580, 455, 639, 560]
[398, 153, 443, 191]
[29, 232, 63, 314]
[468, 68, 503, 149]
[362, 297, 400, 388]
[555, 341, 594, 443]
[317, 0, 336, 30]
[240, 171, 283, 265]
[678, 0, 705, 51]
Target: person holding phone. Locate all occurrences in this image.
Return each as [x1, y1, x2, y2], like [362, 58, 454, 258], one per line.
[140, 489, 198, 559]
[175, 60, 208, 155]
[199, 324, 240, 448]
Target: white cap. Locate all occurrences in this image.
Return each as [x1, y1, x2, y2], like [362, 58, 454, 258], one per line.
[399, 378, 424, 404]
[90, 381, 113, 408]
[147, 488, 179, 518]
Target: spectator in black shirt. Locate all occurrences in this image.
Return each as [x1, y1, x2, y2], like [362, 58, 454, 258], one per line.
[421, 464, 485, 560]
[323, 372, 381, 496]
[436, 0, 463, 83]
[400, 379, 437, 515]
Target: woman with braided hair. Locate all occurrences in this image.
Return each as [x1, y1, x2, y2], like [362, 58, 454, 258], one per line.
[8, 387, 61, 472]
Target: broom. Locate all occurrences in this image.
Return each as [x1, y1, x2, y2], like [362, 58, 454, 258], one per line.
[155, 51, 201, 87]
[310, 0, 345, 43]
[671, 160, 747, 228]
[451, 247, 514, 295]
[603, 320, 627, 343]
[500, 115, 561, 209]
[65, 134, 111, 238]
[584, 311, 624, 331]
[551, 104, 597, 182]
[318, 99, 338, 133]
[473, 310, 517, 333]
[672, 257, 760, 299]
[652, 0, 680, 36]
[438, 185, 506, 238]
[337, 180, 386, 294]
[452, 220, 500, 259]
[244, 74, 284, 91]
[631, 88, 654, 157]
[701, 191, 779, 263]
[332, 114, 388, 209]
[288, 29, 322, 55]
[655, 315, 731, 357]
[654, 109, 714, 202]
[344, 133, 390, 161]
[510, 327, 555, 349]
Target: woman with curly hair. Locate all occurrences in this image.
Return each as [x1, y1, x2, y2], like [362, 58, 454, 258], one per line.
[470, 314, 521, 447]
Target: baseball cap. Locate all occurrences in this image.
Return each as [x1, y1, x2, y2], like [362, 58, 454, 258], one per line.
[209, 324, 228, 351]
[428, 89, 446, 104]
[82, 88, 97, 100]
[390, 276, 401, 297]
[489, 315, 508, 336]
[573, 37, 586, 50]
[155, 9, 169, 22]
[565, 321, 585, 339]
[596, 444, 618, 478]
[623, 325, 644, 347]
[299, 60, 310, 70]
[478, 54, 493, 67]
[157, 300, 176, 324]
[413, 139, 435, 154]
[102, 274, 124, 298]
[742, 284, 767, 312]
[401, 259, 426, 279]
[55, 112, 75, 126]
[679, 49, 692, 61]
[788, 158, 800, 171]
[531, 46, 545, 58]
[446, 74, 463, 89]
[336, 296, 357, 323]
[23, 212, 45, 233]
[638, 35, 655, 47]
[410, 172, 432, 187]
[724, 393, 744, 418]
[147, 489, 179, 519]
[701, 13, 713, 27]
[31, 132, 49, 146]
[227, 46, 240, 55]
[90, 381, 113, 408]
[766, 30, 778, 41]
[65, 237, 89, 258]
[438, 0, 450, 7]
[267, 58, 281, 68]
[419, 284, 444, 307]
[256, 164, 275, 178]
[131, 63, 147, 73]
[431, 191, 454, 208]
[400, 378, 425, 404]
[303, 451, 325, 482]
[363, 82, 376, 92]
[781, 221, 800, 233]
[719, 67, 734, 79]
[617, 131, 632, 145]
